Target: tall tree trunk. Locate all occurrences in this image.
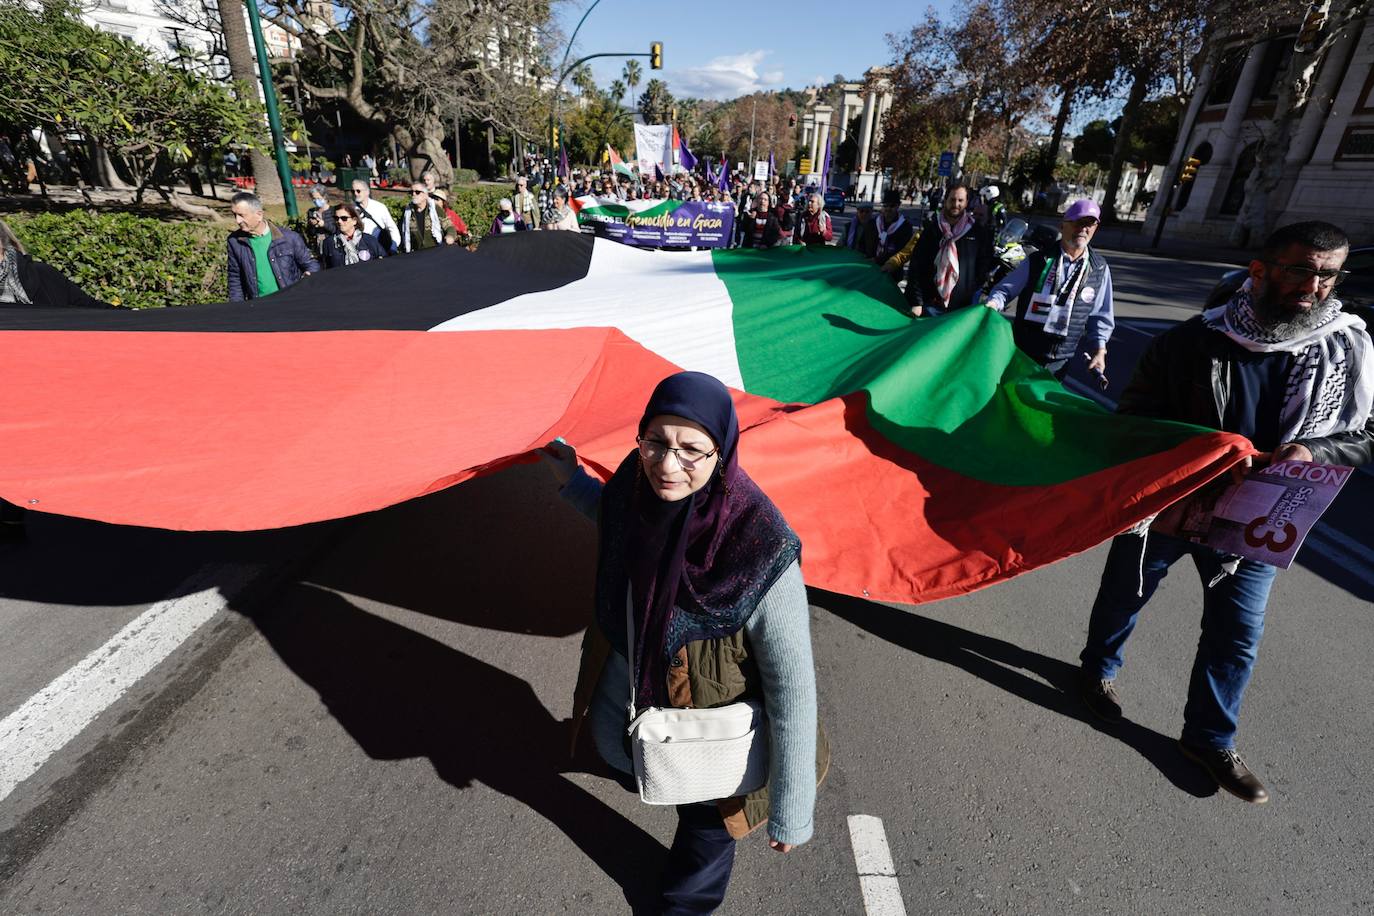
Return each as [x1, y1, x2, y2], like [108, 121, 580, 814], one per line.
[216, 0, 282, 205]
[953, 78, 983, 180]
[1045, 87, 1074, 187]
[1101, 67, 1150, 224]
[999, 116, 1015, 181]
[1230, 2, 1358, 246]
[485, 121, 496, 178]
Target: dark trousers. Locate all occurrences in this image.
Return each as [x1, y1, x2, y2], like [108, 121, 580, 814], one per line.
[658, 803, 736, 915]
[1080, 533, 1278, 749]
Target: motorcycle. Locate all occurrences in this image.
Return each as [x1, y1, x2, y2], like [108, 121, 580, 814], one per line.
[981, 218, 1060, 294]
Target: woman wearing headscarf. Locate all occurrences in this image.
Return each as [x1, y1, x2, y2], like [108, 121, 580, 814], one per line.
[320, 202, 387, 269]
[541, 371, 826, 915]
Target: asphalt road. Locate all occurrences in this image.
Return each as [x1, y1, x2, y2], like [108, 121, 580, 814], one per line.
[2, 246, 1372, 916]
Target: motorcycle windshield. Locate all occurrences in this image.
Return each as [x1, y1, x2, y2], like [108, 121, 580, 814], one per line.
[997, 218, 1028, 248]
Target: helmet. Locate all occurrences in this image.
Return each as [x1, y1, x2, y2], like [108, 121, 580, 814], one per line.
[980, 185, 1000, 201]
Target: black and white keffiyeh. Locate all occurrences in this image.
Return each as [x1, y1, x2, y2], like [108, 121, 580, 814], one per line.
[0, 244, 31, 305]
[1203, 278, 1373, 442]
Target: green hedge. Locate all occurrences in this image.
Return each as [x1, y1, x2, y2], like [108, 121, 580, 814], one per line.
[381, 185, 507, 241]
[5, 211, 224, 308]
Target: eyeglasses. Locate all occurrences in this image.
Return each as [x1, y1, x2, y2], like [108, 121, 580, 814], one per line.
[335, 215, 354, 222]
[636, 437, 717, 468]
[411, 190, 426, 196]
[1264, 261, 1349, 286]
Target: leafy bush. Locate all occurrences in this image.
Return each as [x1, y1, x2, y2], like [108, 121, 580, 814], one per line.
[453, 168, 479, 185]
[5, 210, 226, 308]
[381, 185, 506, 243]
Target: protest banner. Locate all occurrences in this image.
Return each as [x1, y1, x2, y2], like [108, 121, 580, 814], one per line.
[633, 124, 672, 176]
[1152, 459, 1353, 568]
[573, 196, 735, 248]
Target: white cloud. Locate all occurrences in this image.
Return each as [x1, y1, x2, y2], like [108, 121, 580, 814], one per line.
[665, 50, 786, 100]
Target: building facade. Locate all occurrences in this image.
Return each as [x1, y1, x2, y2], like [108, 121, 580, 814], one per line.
[1146, 12, 1374, 243]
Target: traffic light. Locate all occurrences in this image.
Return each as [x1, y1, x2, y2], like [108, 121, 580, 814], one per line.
[650, 42, 662, 69]
[1180, 156, 1201, 182]
[788, 113, 797, 128]
[553, 125, 561, 148]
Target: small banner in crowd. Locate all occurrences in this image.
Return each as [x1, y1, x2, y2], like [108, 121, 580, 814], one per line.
[573, 196, 735, 248]
[633, 124, 672, 176]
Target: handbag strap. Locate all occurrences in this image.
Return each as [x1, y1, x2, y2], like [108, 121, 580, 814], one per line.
[624, 585, 638, 720]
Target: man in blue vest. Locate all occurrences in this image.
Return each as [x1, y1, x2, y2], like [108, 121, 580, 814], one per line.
[984, 198, 1114, 382]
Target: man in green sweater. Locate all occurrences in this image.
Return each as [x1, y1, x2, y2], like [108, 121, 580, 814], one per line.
[226, 192, 320, 301]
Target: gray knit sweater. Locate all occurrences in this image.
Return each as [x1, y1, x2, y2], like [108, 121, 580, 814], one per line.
[561, 467, 818, 846]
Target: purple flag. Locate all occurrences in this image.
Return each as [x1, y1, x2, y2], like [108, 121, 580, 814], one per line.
[557, 142, 569, 179]
[716, 156, 730, 192]
[767, 150, 774, 179]
[654, 162, 665, 182]
[680, 133, 698, 172]
[820, 134, 831, 190]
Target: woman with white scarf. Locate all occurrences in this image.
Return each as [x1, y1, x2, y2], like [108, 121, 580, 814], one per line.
[321, 202, 387, 269]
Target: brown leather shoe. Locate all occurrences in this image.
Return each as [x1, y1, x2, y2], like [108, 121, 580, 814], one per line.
[1080, 673, 1123, 722]
[1179, 741, 1270, 804]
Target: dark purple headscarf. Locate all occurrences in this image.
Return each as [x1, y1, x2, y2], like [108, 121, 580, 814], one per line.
[594, 372, 801, 709]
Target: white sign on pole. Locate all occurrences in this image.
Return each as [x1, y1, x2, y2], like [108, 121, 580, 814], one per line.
[753, 160, 769, 181]
[633, 124, 672, 175]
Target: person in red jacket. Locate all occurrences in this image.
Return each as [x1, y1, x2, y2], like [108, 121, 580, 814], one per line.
[792, 193, 833, 246]
[431, 188, 470, 244]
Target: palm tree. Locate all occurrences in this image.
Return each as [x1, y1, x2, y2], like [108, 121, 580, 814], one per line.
[572, 65, 597, 98]
[608, 79, 627, 106]
[623, 60, 642, 102]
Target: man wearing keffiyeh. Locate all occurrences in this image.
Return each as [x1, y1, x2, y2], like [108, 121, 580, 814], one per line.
[891, 183, 993, 316]
[1076, 221, 1373, 805]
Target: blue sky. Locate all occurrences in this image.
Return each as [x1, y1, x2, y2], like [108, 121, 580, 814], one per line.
[554, 0, 958, 100]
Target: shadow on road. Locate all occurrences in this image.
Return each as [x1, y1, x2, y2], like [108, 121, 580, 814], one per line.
[245, 581, 665, 912]
[810, 587, 1219, 800]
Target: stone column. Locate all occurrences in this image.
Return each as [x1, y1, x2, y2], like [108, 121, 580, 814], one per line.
[1212, 43, 1268, 165]
[875, 89, 892, 156]
[857, 91, 877, 173]
[1290, 25, 1363, 164]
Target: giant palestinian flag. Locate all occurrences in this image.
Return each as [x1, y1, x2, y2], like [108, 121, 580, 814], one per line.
[0, 234, 1249, 604]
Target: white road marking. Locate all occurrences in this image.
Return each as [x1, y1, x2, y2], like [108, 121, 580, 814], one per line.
[848, 814, 908, 916]
[0, 563, 260, 803]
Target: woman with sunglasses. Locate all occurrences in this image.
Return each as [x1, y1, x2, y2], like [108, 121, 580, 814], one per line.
[321, 202, 387, 269]
[541, 371, 826, 915]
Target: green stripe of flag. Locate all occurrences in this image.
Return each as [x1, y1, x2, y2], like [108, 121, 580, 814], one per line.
[713, 245, 1210, 487]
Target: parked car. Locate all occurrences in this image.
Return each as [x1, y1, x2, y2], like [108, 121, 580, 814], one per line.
[1204, 244, 1374, 324]
[823, 187, 846, 214]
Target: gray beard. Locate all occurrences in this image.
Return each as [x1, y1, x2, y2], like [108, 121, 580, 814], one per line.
[1252, 287, 1334, 338]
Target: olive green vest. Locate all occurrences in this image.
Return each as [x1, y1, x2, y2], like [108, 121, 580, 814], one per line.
[572, 622, 831, 840]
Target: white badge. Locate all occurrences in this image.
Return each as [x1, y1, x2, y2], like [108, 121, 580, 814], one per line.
[359, 250, 372, 261]
[1080, 285, 1095, 303]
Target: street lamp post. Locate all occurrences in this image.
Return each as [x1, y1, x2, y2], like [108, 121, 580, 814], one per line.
[242, 0, 298, 218]
[549, 50, 656, 174]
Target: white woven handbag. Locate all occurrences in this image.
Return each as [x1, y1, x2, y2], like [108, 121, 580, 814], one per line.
[624, 590, 769, 806]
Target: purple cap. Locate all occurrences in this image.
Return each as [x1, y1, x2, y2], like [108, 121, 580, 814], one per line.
[1063, 198, 1101, 222]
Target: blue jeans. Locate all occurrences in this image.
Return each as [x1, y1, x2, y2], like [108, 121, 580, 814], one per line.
[1080, 533, 1278, 750]
[659, 803, 736, 915]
